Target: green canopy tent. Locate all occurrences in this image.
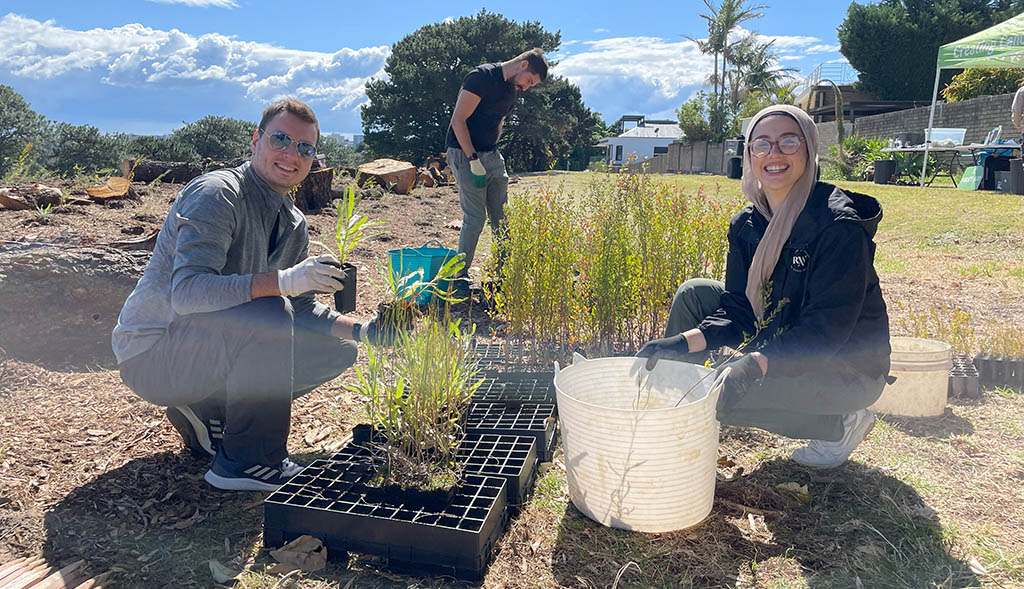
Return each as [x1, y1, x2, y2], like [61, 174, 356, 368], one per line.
[921, 12, 1024, 186]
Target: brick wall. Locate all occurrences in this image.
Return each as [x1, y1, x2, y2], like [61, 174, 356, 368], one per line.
[851, 93, 1016, 144]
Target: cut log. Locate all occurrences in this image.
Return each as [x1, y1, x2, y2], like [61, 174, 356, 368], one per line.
[86, 177, 133, 200]
[416, 171, 435, 188]
[121, 159, 204, 185]
[292, 167, 334, 212]
[0, 243, 149, 368]
[0, 187, 33, 210]
[355, 159, 416, 194]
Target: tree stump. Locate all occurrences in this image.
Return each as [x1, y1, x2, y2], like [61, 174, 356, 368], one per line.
[0, 243, 148, 367]
[121, 159, 204, 184]
[356, 159, 417, 194]
[293, 167, 334, 213]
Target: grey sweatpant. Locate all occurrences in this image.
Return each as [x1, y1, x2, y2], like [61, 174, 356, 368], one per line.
[667, 278, 885, 441]
[119, 296, 357, 465]
[446, 147, 509, 274]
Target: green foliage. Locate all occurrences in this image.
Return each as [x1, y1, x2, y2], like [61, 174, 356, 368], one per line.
[317, 135, 368, 168]
[0, 85, 47, 177]
[499, 76, 607, 172]
[838, 0, 1022, 100]
[171, 115, 257, 161]
[348, 315, 481, 488]
[942, 68, 1024, 102]
[824, 135, 888, 180]
[978, 323, 1024, 357]
[33, 202, 53, 223]
[333, 186, 385, 265]
[118, 134, 199, 162]
[48, 122, 122, 176]
[892, 301, 975, 354]
[360, 10, 600, 171]
[676, 90, 739, 143]
[491, 172, 735, 359]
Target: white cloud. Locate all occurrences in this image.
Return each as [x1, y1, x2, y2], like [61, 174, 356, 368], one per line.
[593, 28, 609, 33]
[0, 14, 389, 117]
[146, 0, 238, 7]
[826, 57, 850, 64]
[805, 44, 840, 54]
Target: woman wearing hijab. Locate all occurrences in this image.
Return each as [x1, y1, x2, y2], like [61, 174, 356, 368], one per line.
[636, 105, 891, 469]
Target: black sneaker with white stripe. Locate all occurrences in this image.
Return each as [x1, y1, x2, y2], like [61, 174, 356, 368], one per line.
[203, 450, 304, 491]
[165, 406, 223, 457]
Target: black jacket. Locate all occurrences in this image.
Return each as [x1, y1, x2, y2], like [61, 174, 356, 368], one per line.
[699, 182, 891, 380]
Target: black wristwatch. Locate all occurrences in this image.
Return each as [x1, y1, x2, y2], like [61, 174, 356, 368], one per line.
[469, 152, 479, 161]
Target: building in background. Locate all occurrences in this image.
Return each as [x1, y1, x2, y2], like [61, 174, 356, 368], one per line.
[596, 115, 683, 167]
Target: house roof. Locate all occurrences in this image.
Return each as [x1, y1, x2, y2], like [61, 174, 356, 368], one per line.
[618, 123, 683, 139]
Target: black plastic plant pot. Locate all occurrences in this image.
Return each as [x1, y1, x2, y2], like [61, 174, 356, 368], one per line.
[264, 460, 509, 582]
[465, 402, 558, 463]
[351, 423, 374, 444]
[332, 262, 357, 313]
[974, 353, 994, 389]
[473, 372, 557, 409]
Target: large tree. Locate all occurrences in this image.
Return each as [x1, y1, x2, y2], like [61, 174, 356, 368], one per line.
[0, 85, 47, 176]
[838, 0, 1024, 100]
[360, 10, 601, 171]
[171, 115, 257, 162]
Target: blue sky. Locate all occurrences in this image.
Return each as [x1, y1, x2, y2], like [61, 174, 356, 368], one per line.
[0, 0, 856, 136]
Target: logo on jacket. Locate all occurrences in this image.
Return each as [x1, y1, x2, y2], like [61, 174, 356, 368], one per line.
[791, 248, 809, 272]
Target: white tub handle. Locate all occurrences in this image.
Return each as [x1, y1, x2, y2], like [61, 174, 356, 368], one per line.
[572, 352, 588, 365]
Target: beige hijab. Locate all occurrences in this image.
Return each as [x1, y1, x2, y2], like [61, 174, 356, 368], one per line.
[740, 105, 819, 320]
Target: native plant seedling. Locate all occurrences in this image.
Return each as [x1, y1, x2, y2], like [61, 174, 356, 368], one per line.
[348, 313, 482, 495]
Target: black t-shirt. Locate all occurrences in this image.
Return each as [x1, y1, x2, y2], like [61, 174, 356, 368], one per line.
[445, 63, 517, 152]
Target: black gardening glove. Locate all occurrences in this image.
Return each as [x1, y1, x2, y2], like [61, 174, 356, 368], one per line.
[353, 313, 412, 347]
[714, 354, 764, 416]
[635, 333, 690, 371]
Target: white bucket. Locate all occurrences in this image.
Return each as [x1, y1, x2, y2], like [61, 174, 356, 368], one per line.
[553, 354, 724, 533]
[869, 336, 952, 417]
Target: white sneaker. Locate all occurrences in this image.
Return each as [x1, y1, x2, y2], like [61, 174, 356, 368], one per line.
[792, 409, 875, 469]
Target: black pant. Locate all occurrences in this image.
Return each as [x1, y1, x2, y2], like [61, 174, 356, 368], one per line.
[119, 297, 357, 464]
[666, 278, 885, 441]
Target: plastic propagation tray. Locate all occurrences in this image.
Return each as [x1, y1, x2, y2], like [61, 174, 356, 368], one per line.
[948, 353, 981, 398]
[330, 433, 539, 505]
[473, 372, 557, 408]
[263, 460, 508, 581]
[465, 402, 558, 462]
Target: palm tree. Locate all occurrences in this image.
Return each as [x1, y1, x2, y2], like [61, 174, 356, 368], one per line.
[684, 0, 725, 100]
[727, 36, 799, 106]
[715, 0, 767, 102]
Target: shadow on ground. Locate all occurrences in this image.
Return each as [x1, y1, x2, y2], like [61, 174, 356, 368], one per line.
[880, 407, 975, 438]
[41, 451, 482, 588]
[550, 457, 980, 588]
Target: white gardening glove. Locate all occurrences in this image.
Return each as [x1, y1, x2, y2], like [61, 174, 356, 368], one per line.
[469, 158, 486, 176]
[277, 254, 346, 297]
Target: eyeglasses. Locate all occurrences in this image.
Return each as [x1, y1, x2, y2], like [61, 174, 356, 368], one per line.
[748, 135, 804, 158]
[260, 128, 317, 159]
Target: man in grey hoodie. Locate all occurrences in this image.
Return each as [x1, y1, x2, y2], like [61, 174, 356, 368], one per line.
[113, 98, 390, 491]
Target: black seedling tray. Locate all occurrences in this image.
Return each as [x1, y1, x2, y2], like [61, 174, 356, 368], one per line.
[465, 402, 558, 463]
[473, 372, 557, 409]
[455, 434, 538, 505]
[264, 460, 508, 581]
[329, 433, 538, 505]
[948, 353, 981, 398]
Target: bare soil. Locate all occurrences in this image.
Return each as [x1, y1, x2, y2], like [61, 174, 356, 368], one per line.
[0, 172, 1021, 588]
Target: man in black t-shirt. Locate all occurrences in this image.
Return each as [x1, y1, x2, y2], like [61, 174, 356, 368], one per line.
[445, 48, 548, 288]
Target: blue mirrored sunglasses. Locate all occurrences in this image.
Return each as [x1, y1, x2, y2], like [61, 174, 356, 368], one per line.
[260, 128, 317, 159]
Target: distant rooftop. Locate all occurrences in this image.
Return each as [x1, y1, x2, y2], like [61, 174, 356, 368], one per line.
[611, 114, 683, 138]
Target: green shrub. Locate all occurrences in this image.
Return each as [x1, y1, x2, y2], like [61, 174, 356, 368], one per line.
[942, 68, 1024, 103]
[491, 172, 735, 360]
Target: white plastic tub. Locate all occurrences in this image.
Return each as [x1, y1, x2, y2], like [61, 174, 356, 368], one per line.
[869, 337, 952, 417]
[553, 354, 724, 533]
